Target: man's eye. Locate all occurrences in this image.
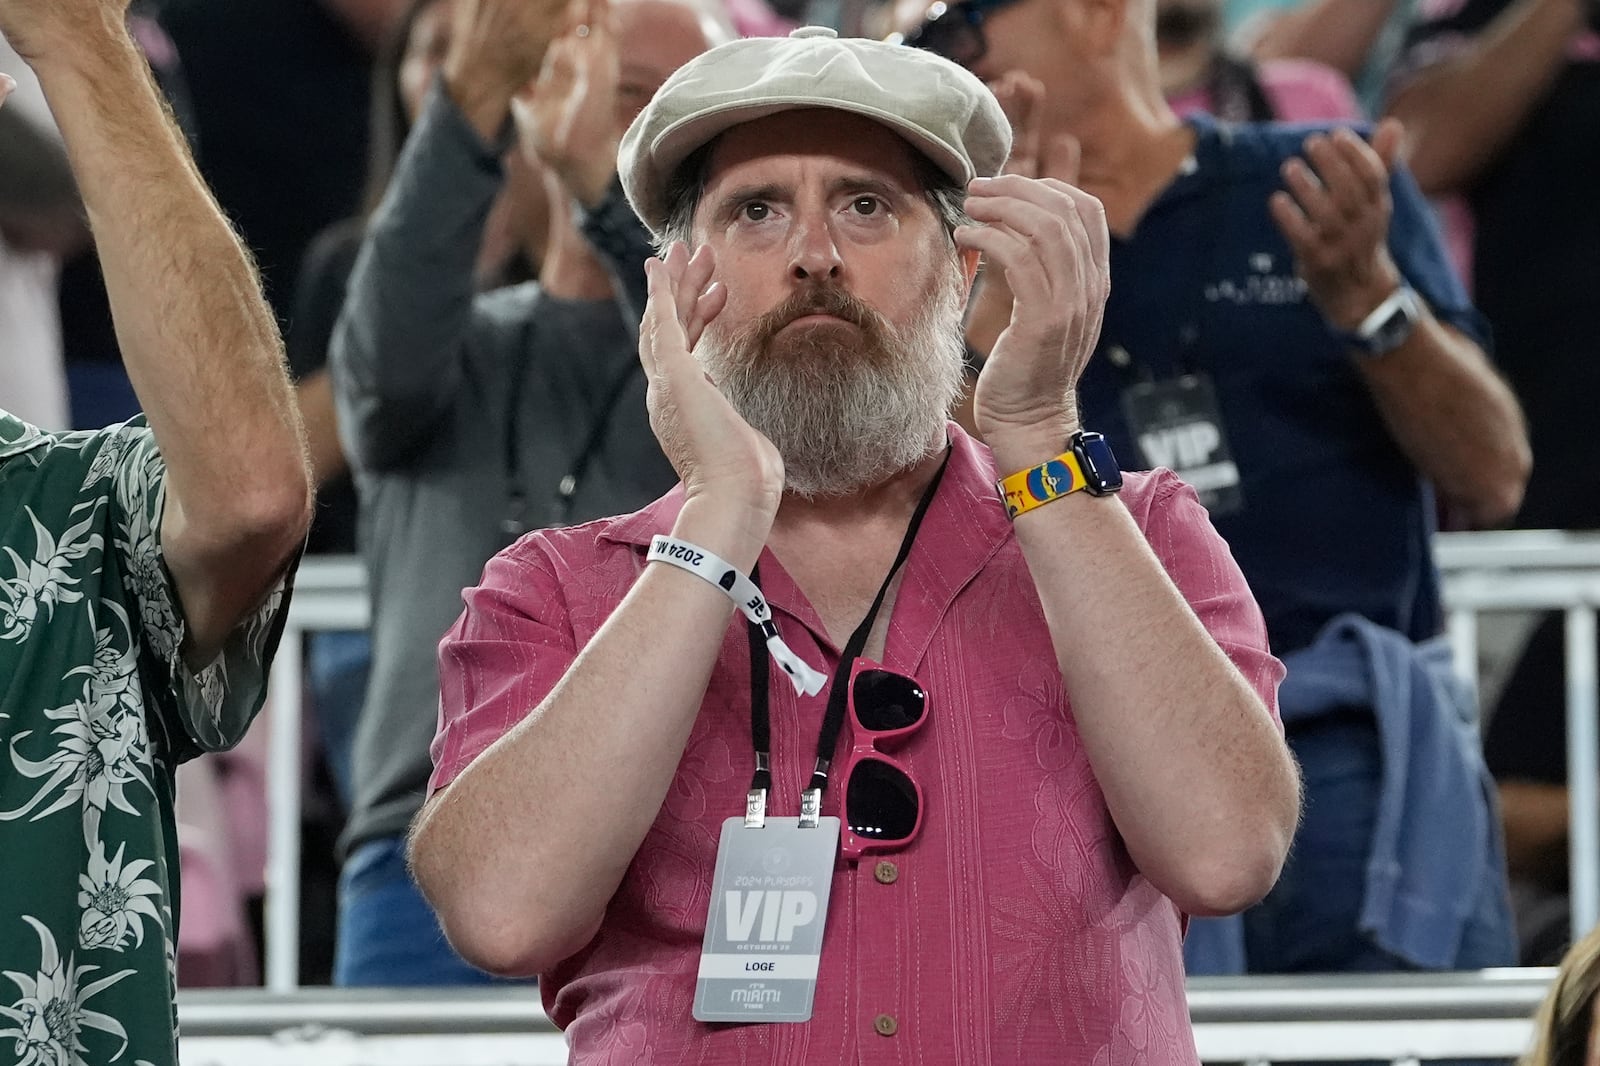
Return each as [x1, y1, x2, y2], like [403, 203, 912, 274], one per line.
[742, 203, 770, 221]
[852, 197, 881, 215]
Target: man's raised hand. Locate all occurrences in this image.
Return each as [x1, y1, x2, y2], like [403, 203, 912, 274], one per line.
[512, 0, 621, 208]
[443, 0, 571, 140]
[640, 243, 784, 522]
[957, 175, 1110, 454]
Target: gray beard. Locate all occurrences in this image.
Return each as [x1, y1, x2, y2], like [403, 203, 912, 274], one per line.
[696, 269, 968, 499]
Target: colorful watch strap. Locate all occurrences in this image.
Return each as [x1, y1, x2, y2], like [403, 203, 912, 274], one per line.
[996, 451, 1089, 519]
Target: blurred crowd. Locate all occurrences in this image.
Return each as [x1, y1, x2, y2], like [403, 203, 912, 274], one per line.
[3, 0, 1596, 993]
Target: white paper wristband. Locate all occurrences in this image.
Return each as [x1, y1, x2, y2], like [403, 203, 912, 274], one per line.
[647, 535, 828, 697]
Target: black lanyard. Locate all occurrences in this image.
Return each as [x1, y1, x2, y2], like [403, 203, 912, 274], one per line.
[745, 446, 951, 825]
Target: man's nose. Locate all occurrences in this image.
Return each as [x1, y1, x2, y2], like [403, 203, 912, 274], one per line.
[788, 215, 844, 282]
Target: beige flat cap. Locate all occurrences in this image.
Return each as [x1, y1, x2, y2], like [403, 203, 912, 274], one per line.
[618, 26, 1011, 236]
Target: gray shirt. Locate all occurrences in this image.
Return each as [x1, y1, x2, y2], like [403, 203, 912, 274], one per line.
[330, 83, 675, 853]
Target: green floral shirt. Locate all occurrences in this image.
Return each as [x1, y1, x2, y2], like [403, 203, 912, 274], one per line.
[0, 413, 292, 1066]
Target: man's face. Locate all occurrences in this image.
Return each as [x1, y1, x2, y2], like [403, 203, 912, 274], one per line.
[615, 1, 715, 131]
[689, 110, 970, 497]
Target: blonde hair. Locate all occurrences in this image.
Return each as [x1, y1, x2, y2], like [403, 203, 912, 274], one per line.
[1524, 925, 1600, 1066]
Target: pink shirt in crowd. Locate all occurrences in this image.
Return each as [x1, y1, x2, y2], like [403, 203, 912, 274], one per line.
[431, 426, 1284, 1065]
[1168, 56, 1363, 125]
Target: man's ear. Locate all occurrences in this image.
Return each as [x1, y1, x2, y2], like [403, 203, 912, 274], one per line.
[960, 246, 982, 289]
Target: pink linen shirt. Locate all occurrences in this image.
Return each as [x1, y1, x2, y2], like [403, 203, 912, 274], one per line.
[431, 426, 1284, 1065]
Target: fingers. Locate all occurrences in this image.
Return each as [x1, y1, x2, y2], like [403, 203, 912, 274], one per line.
[991, 71, 1044, 179]
[1267, 189, 1317, 255]
[963, 175, 1102, 300]
[641, 254, 689, 378]
[1371, 116, 1405, 172]
[685, 282, 728, 350]
[533, 34, 577, 101]
[1283, 128, 1388, 234]
[0, 74, 13, 108]
[645, 242, 720, 358]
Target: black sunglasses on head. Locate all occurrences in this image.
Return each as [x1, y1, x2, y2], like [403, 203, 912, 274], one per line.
[887, 0, 1025, 69]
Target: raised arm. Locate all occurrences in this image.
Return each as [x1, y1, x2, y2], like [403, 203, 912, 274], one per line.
[515, 0, 652, 336]
[408, 244, 756, 976]
[1383, 0, 1584, 196]
[330, 0, 565, 471]
[957, 174, 1301, 917]
[1, 2, 310, 664]
[1269, 121, 1530, 526]
[1243, 0, 1403, 81]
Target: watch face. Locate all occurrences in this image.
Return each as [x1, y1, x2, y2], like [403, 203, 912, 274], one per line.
[1372, 306, 1414, 352]
[1078, 434, 1123, 493]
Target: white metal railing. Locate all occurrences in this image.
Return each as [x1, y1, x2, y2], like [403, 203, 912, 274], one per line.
[258, 535, 1600, 1004]
[1436, 530, 1600, 939]
[175, 971, 1552, 1063]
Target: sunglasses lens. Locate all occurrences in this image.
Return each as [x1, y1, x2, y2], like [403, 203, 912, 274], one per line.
[853, 669, 926, 732]
[911, 14, 980, 65]
[846, 759, 919, 843]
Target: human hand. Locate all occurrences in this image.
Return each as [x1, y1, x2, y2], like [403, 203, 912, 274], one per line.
[0, 0, 132, 61]
[957, 175, 1110, 459]
[0, 73, 11, 106]
[443, 0, 569, 139]
[1270, 119, 1407, 333]
[965, 71, 1081, 361]
[511, 0, 620, 209]
[640, 243, 784, 521]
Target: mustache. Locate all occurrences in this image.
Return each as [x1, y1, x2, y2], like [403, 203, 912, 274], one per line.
[749, 284, 884, 347]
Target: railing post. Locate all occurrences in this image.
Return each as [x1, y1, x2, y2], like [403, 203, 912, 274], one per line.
[1447, 608, 1479, 701]
[1568, 606, 1599, 940]
[265, 628, 304, 992]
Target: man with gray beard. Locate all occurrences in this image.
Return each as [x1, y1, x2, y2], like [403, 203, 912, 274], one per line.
[409, 27, 1299, 1062]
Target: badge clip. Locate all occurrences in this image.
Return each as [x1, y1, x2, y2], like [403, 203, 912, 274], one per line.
[745, 789, 768, 829]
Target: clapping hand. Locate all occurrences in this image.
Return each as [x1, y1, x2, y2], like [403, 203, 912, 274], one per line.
[1270, 119, 1407, 333]
[639, 243, 784, 516]
[512, 0, 621, 209]
[443, 0, 570, 138]
[959, 71, 1102, 454]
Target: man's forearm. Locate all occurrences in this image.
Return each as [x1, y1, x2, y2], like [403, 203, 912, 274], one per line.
[990, 430, 1299, 917]
[412, 500, 770, 977]
[1355, 320, 1530, 526]
[1385, 0, 1582, 194]
[1248, 0, 1400, 79]
[30, 28, 308, 655]
[331, 82, 501, 471]
[0, 103, 87, 254]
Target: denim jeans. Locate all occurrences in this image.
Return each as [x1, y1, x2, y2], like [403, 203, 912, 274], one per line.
[1190, 710, 1516, 1066]
[1242, 709, 1515, 974]
[334, 835, 516, 987]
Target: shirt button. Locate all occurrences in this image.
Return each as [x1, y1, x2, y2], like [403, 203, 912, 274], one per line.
[874, 860, 899, 884]
[874, 1013, 898, 1037]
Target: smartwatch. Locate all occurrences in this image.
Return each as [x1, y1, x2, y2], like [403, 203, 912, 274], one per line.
[1072, 431, 1124, 497]
[997, 431, 1123, 520]
[1341, 284, 1424, 358]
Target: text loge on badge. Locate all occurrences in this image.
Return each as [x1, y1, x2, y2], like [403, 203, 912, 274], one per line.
[694, 816, 840, 1023]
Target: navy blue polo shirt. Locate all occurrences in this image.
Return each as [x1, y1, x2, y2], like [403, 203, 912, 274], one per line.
[1077, 114, 1489, 655]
